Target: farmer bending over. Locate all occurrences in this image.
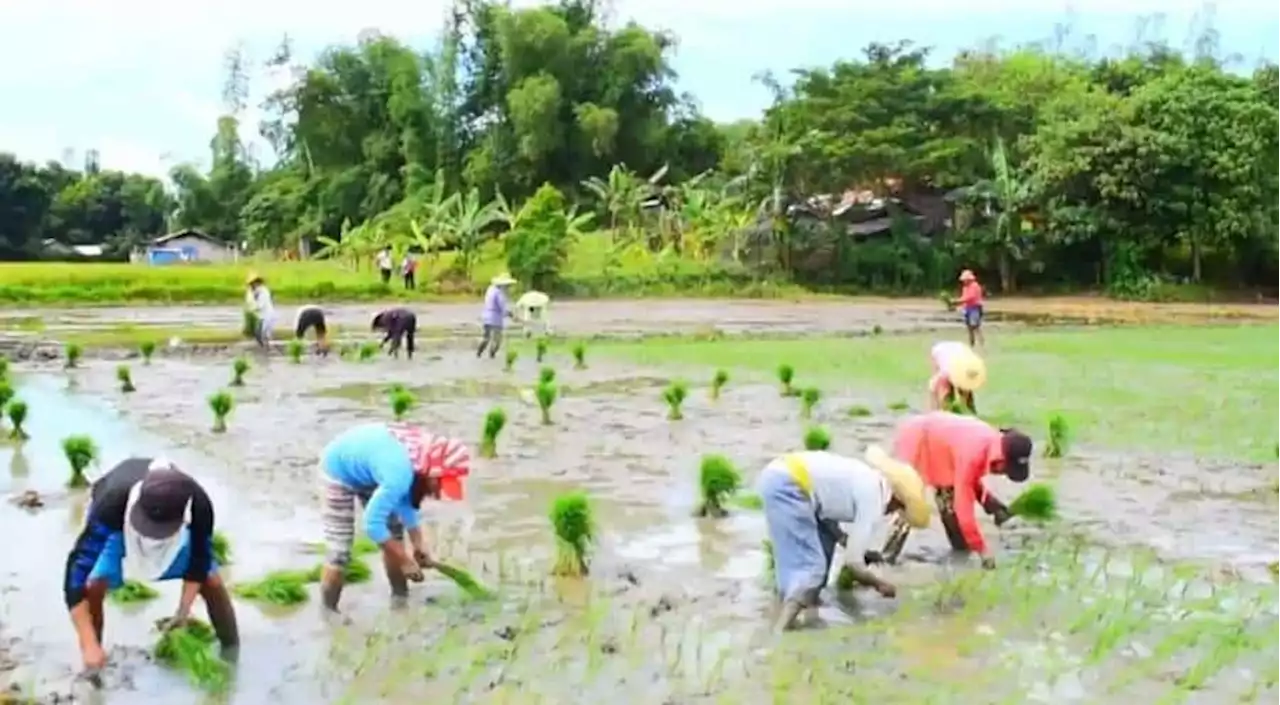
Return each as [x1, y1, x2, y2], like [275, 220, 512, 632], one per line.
[873, 412, 1031, 569]
[757, 448, 930, 632]
[372, 307, 417, 359]
[927, 340, 985, 414]
[317, 422, 471, 611]
[245, 272, 276, 348]
[63, 458, 238, 673]
[477, 273, 515, 358]
[294, 305, 330, 356]
[515, 290, 552, 338]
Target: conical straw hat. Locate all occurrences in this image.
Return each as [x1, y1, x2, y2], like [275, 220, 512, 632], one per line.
[864, 445, 931, 529]
[945, 348, 987, 392]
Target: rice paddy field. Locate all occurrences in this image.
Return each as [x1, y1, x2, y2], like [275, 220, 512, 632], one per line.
[0, 297, 1275, 705]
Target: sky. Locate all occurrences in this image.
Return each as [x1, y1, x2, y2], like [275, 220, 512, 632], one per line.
[1, 0, 1275, 179]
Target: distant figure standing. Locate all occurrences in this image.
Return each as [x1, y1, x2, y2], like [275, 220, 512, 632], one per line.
[376, 247, 393, 286]
[401, 252, 418, 290]
[953, 270, 985, 349]
[245, 273, 275, 348]
[476, 273, 515, 358]
[294, 305, 331, 356]
[372, 308, 417, 359]
[515, 290, 551, 338]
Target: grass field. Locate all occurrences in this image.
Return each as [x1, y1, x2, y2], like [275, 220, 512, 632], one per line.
[602, 324, 1280, 461]
[0, 237, 791, 305]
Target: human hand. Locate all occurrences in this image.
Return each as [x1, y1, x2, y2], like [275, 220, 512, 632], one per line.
[403, 559, 425, 583]
[413, 549, 436, 570]
[81, 642, 107, 671]
[875, 581, 897, 599]
[993, 509, 1014, 528]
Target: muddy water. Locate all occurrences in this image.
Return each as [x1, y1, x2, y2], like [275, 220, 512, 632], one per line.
[3, 349, 1276, 703]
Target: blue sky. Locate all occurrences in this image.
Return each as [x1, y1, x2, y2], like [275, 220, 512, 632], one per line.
[1, 0, 1275, 179]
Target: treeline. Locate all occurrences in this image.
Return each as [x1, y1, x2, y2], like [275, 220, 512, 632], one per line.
[1, 0, 1275, 297]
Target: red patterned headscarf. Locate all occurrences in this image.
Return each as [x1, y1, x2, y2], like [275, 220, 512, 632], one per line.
[386, 423, 471, 500]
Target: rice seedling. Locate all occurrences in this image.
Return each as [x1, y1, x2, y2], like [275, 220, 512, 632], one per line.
[241, 310, 259, 339]
[732, 491, 763, 510]
[710, 369, 728, 400]
[229, 357, 249, 386]
[799, 386, 821, 419]
[432, 562, 494, 600]
[359, 341, 379, 361]
[211, 532, 232, 565]
[836, 565, 856, 591]
[662, 380, 688, 421]
[303, 535, 379, 558]
[139, 340, 156, 364]
[62, 434, 97, 489]
[0, 356, 8, 379]
[7, 399, 28, 440]
[1045, 413, 1069, 458]
[233, 570, 311, 605]
[539, 366, 556, 385]
[298, 558, 373, 584]
[939, 290, 955, 311]
[846, 404, 872, 418]
[116, 364, 136, 393]
[479, 407, 507, 458]
[110, 579, 159, 603]
[0, 380, 13, 413]
[572, 341, 586, 369]
[695, 454, 742, 518]
[550, 491, 594, 577]
[154, 619, 230, 692]
[776, 363, 796, 396]
[63, 342, 82, 369]
[1008, 483, 1059, 522]
[286, 339, 305, 363]
[871, 324, 883, 335]
[208, 391, 233, 433]
[535, 381, 557, 426]
[803, 426, 831, 451]
[535, 338, 548, 363]
[887, 400, 910, 412]
[390, 389, 416, 420]
[504, 348, 518, 372]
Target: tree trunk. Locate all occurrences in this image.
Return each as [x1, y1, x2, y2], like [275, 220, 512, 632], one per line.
[1190, 233, 1202, 283]
[998, 250, 1015, 293]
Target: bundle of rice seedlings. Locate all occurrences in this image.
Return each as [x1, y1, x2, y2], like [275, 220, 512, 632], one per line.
[504, 349, 518, 372]
[241, 310, 260, 339]
[710, 369, 728, 400]
[535, 339, 548, 363]
[62, 434, 97, 489]
[1045, 413, 1069, 458]
[139, 340, 157, 364]
[539, 366, 556, 385]
[662, 380, 688, 421]
[116, 364, 136, 393]
[286, 339, 305, 363]
[732, 491, 763, 510]
[1007, 483, 1059, 523]
[229, 357, 249, 386]
[7, 399, 28, 440]
[110, 579, 159, 603]
[208, 391, 233, 433]
[232, 571, 311, 605]
[535, 382, 557, 426]
[211, 532, 232, 565]
[695, 454, 741, 518]
[479, 407, 507, 458]
[835, 565, 857, 591]
[154, 619, 230, 692]
[776, 364, 795, 396]
[550, 491, 594, 577]
[799, 386, 821, 419]
[64, 343, 82, 369]
[803, 426, 831, 451]
[432, 562, 494, 600]
[571, 342, 586, 370]
[390, 389, 416, 420]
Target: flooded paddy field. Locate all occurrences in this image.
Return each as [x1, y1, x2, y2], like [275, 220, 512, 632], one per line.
[0, 299, 1276, 704]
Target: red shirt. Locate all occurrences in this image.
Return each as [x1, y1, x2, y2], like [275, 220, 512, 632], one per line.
[959, 281, 984, 307]
[892, 412, 1004, 554]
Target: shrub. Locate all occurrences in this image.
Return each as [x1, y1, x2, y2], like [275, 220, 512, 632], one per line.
[549, 491, 594, 577]
[505, 183, 575, 292]
[695, 454, 742, 518]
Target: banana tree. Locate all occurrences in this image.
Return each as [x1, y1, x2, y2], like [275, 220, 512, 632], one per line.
[961, 136, 1036, 292]
[442, 188, 501, 276]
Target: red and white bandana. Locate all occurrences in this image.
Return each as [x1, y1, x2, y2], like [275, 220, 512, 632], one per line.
[386, 423, 471, 479]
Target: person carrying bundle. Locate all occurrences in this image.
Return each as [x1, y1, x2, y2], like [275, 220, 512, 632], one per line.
[371, 307, 417, 359]
[515, 290, 552, 338]
[872, 412, 1032, 569]
[316, 422, 471, 611]
[294, 305, 331, 356]
[62, 458, 239, 673]
[927, 340, 986, 414]
[756, 447, 931, 632]
[245, 272, 276, 348]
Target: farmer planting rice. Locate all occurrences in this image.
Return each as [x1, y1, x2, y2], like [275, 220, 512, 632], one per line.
[953, 269, 985, 349]
[245, 272, 276, 348]
[317, 422, 471, 611]
[477, 272, 516, 358]
[62, 458, 238, 673]
[876, 411, 1032, 569]
[756, 448, 931, 632]
[294, 305, 330, 355]
[516, 290, 552, 338]
[927, 340, 986, 414]
[371, 307, 417, 359]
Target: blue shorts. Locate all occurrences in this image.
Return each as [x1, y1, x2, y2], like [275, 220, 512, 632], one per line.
[87, 527, 219, 589]
[963, 306, 983, 329]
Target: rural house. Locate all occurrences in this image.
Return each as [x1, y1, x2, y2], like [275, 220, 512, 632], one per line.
[131, 229, 239, 265]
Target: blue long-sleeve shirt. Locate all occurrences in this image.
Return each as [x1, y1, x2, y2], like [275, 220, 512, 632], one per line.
[321, 423, 421, 544]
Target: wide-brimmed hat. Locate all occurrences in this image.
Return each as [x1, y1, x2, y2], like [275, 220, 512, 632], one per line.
[958, 269, 976, 282]
[127, 460, 195, 540]
[386, 424, 472, 501]
[517, 291, 549, 308]
[864, 445, 931, 529]
[945, 347, 987, 392]
[245, 271, 264, 286]
[491, 273, 516, 286]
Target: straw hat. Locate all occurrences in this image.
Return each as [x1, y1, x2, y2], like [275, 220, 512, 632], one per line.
[245, 271, 263, 286]
[958, 269, 976, 282]
[517, 291, 549, 308]
[944, 347, 987, 392]
[491, 272, 516, 286]
[864, 445, 931, 529]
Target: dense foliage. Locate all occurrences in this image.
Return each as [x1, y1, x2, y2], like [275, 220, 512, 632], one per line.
[2, 0, 1275, 296]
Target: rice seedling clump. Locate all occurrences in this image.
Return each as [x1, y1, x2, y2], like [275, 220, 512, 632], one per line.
[62, 434, 97, 489]
[710, 369, 728, 400]
[154, 619, 230, 692]
[535, 381, 557, 425]
[208, 391, 234, 433]
[695, 454, 742, 518]
[229, 357, 249, 386]
[480, 407, 507, 458]
[7, 399, 28, 440]
[803, 426, 831, 451]
[776, 363, 796, 396]
[550, 491, 594, 577]
[1008, 483, 1059, 522]
[111, 579, 159, 603]
[662, 380, 688, 421]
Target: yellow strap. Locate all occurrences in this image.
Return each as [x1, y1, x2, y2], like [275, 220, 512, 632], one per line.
[782, 454, 814, 496]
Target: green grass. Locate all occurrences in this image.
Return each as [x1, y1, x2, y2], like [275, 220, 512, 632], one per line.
[601, 324, 1279, 461]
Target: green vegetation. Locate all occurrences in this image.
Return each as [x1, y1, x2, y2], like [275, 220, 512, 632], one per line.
[535, 382, 557, 426]
[358, 342, 379, 361]
[229, 357, 249, 386]
[116, 364, 136, 393]
[110, 580, 159, 603]
[139, 340, 156, 364]
[6, 399, 28, 440]
[208, 391, 233, 433]
[390, 389, 416, 420]
[538, 366, 556, 385]
[0, 381, 13, 416]
[1046, 413, 1069, 458]
[661, 380, 689, 420]
[572, 342, 587, 370]
[63, 343, 82, 369]
[479, 407, 507, 458]
[776, 364, 796, 397]
[211, 532, 232, 565]
[504, 349, 518, 372]
[61, 434, 97, 489]
[233, 570, 311, 606]
[710, 369, 729, 400]
[286, 339, 305, 363]
[154, 619, 230, 693]
[799, 386, 821, 419]
[803, 426, 831, 451]
[1008, 484, 1060, 522]
[550, 492, 594, 577]
[535, 339, 548, 363]
[241, 310, 259, 340]
[846, 404, 872, 418]
[695, 454, 742, 518]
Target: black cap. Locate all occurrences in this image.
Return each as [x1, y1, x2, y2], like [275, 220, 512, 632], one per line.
[127, 467, 195, 540]
[1001, 430, 1033, 483]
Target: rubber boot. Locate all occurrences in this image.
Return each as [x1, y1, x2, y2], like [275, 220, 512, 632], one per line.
[319, 565, 346, 612]
[200, 577, 240, 649]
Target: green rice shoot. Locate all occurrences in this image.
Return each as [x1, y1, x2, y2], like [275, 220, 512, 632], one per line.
[230, 357, 249, 386]
[110, 579, 159, 603]
[232, 570, 312, 605]
[154, 619, 230, 693]
[63, 342, 82, 369]
[1008, 483, 1059, 522]
[241, 310, 259, 339]
[776, 363, 795, 396]
[504, 348, 518, 371]
[539, 366, 556, 385]
[846, 404, 872, 418]
[359, 341, 379, 361]
[803, 426, 831, 451]
[433, 562, 495, 601]
[710, 369, 728, 400]
[62, 434, 97, 489]
[835, 565, 857, 591]
[208, 391, 233, 433]
[731, 491, 763, 510]
[535, 381, 557, 425]
[211, 531, 232, 565]
[390, 389, 416, 420]
[571, 341, 586, 369]
[286, 339, 305, 363]
[7, 399, 28, 440]
[696, 454, 742, 517]
[550, 491, 594, 577]
[139, 340, 156, 364]
[535, 338, 548, 363]
[662, 380, 688, 421]
[480, 407, 507, 458]
[0, 381, 13, 415]
[1046, 413, 1069, 458]
[116, 364, 136, 393]
[799, 386, 821, 419]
